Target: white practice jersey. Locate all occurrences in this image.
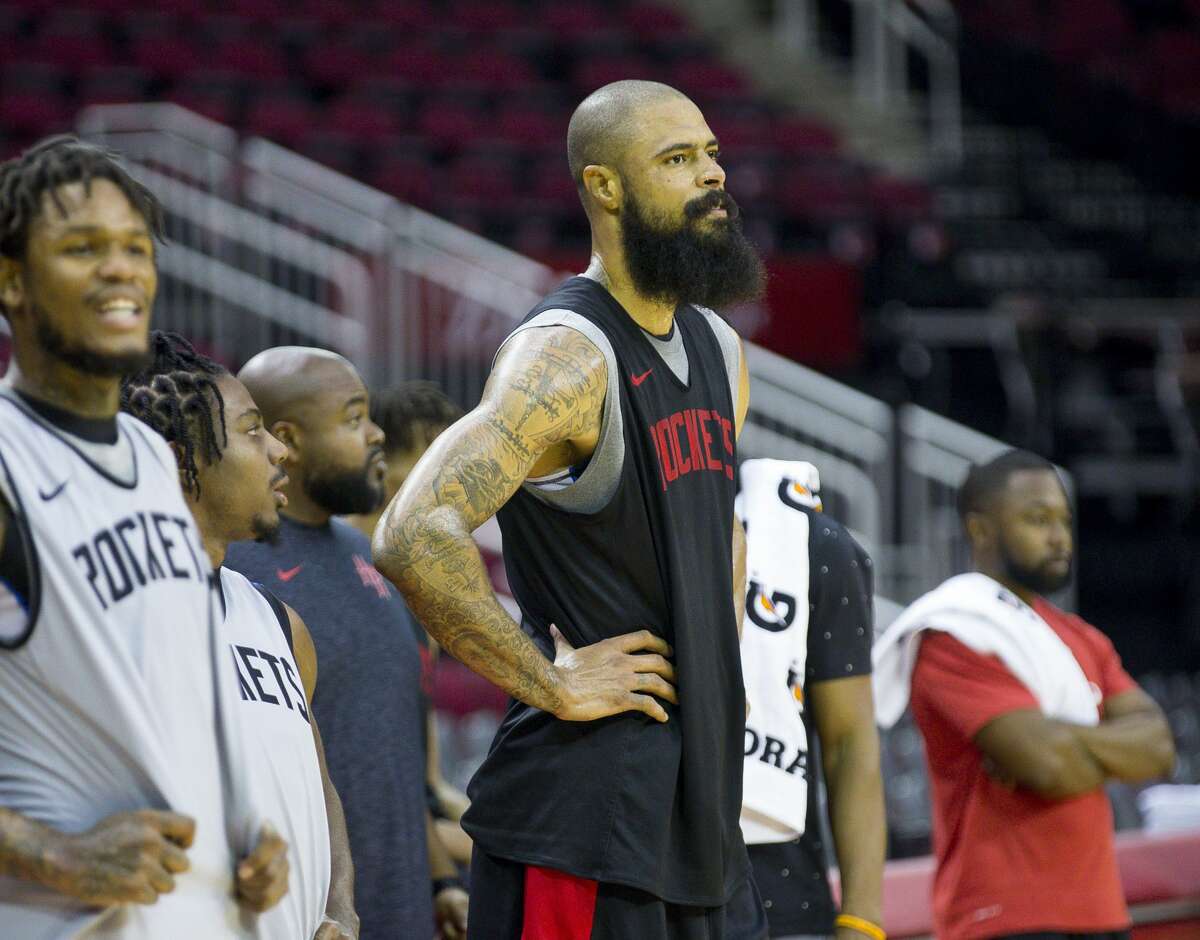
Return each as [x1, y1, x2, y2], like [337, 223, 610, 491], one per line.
[0, 396, 246, 939]
[219, 567, 330, 939]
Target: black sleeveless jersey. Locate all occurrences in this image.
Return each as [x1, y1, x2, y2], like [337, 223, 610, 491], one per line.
[461, 277, 749, 906]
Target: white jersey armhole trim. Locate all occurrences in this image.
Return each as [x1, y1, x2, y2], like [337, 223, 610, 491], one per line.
[494, 309, 624, 513]
[0, 447, 40, 648]
[694, 306, 742, 411]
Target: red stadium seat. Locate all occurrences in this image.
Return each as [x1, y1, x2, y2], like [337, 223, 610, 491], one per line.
[368, 154, 438, 208]
[228, 0, 289, 22]
[326, 93, 405, 142]
[300, 41, 378, 89]
[375, 1, 438, 32]
[144, 0, 209, 15]
[446, 152, 522, 212]
[346, 76, 418, 113]
[131, 35, 204, 80]
[771, 118, 841, 156]
[490, 104, 566, 147]
[416, 99, 489, 149]
[28, 12, 114, 70]
[450, 0, 524, 32]
[244, 93, 316, 147]
[526, 167, 579, 212]
[540, 2, 608, 38]
[0, 4, 25, 35]
[622, 3, 690, 39]
[77, 66, 152, 107]
[120, 9, 187, 41]
[386, 45, 453, 86]
[0, 61, 68, 95]
[668, 59, 749, 98]
[452, 52, 543, 93]
[213, 39, 289, 79]
[36, 6, 106, 36]
[294, 0, 364, 27]
[0, 90, 73, 137]
[572, 56, 659, 92]
[706, 107, 773, 151]
[777, 164, 868, 222]
[294, 128, 362, 176]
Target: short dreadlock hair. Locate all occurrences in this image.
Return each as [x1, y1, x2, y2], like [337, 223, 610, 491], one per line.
[371, 381, 462, 454]
[121, 332, 228, 499]
[956, 449, 1060, 522]
[0, 135, 164, 263]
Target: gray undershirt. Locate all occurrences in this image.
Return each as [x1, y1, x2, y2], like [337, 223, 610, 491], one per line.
[497, 301, 741, 515]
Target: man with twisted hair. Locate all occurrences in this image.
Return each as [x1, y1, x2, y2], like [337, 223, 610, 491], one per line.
[121, 331, 359, 940]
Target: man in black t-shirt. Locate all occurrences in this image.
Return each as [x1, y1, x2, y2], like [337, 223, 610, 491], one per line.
[727, 462, 885, 940]
[373, 80, 768, 940]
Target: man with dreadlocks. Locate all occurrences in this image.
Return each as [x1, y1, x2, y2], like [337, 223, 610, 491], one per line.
[121, 331, 359, 940]
[0, 135, 268, 936]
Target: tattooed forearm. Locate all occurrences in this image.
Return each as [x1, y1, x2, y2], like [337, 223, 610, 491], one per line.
[372, 326, 608, 713]
[375, 494, 565, 711]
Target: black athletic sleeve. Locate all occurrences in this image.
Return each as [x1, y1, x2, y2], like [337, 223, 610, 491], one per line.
[805, 517, 873, 683]
[251, 582, 294, 654]
[0, 503, 31, 608]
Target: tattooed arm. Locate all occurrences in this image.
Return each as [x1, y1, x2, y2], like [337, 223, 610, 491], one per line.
[0, 807, 195, 905]
[372, 326, 677, 722]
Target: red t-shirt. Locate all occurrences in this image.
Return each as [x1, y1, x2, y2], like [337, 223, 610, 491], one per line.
[910, 597, 1138, 939]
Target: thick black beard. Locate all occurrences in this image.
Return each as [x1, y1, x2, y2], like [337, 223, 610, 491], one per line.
[620, 187, 765, 311]
[35, 312, 151, 378]
[1000, 545, 1073, 596]
[304, 451, 385, 516]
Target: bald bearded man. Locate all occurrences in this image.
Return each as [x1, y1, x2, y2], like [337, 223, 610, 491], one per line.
[373, 81, 768, 940]
[224, 349, 468, 940]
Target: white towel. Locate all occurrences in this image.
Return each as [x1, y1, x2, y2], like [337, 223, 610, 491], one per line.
[872, 572, 1101, 729]
[737, 459, 823, 843]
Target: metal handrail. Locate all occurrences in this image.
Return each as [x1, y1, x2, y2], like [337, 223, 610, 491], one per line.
[774, 0, 963, 167]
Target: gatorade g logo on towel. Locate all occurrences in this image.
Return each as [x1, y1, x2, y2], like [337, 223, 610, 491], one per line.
[777, 478, 822, 512]
[746, 580, 798, 632]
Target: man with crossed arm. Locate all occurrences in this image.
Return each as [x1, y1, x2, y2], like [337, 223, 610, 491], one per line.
[877, 450, 1175, 940]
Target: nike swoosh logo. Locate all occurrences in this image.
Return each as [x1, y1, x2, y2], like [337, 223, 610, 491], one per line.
[631, 368, 653, 386]
[38, 480, 68, 501]
[277, 565, 303, 582]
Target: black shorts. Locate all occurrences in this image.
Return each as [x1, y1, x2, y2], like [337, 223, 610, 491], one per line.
[467, 850, 768, 940]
